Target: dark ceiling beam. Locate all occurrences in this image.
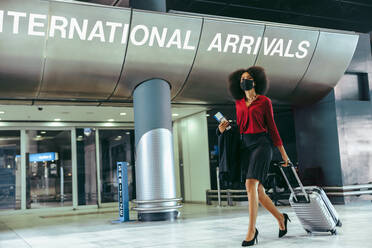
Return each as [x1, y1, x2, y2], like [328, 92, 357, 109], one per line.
[333, 0, 372, 8]
[192, 0, 370, 26]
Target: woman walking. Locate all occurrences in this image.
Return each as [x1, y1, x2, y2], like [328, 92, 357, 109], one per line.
[218, 66, 291, 246]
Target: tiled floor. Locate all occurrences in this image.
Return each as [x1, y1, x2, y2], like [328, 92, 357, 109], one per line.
[0, 201, 371, 248]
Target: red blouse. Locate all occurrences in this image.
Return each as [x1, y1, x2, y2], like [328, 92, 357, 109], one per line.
[235, 95, 283, 147]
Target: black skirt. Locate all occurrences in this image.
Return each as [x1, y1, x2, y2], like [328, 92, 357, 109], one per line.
[240, 132, 273, 184]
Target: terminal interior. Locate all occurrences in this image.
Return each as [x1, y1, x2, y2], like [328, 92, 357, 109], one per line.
[0, 0, 372, 247]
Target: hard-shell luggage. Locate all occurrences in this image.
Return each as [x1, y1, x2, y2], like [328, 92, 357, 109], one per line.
[278, 162, 342, 235]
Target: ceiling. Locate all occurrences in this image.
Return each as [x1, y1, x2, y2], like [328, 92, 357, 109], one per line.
[168, 0, 372, 33]
[75, 0, 372, 33]
[75, 0, 372, 34]
[0, 105, 207, 122]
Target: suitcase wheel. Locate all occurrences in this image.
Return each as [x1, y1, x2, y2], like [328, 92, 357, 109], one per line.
[330, 229, 337, 235]
[336, 220, 342, 227]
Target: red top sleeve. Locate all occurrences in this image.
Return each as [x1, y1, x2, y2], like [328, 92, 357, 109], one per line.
[264, 98, 283, 147]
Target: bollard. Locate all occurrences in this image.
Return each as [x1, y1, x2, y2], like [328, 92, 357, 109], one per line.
[112, 162, 130, 223]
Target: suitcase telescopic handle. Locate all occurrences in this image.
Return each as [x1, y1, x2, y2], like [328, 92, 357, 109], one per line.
[277, 161, 309, 202]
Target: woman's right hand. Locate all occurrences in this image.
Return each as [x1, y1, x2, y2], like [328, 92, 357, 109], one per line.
[218, 120, 230, 134]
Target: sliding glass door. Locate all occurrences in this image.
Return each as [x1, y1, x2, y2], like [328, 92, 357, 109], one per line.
[26, 130, 72, 209]
[0, 131, 21, 210]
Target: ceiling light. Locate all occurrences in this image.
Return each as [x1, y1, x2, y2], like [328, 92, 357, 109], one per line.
[84, 128, 92, 136]
[41, 131, 46, 134]
[126, 132, 130, 135]
[206, 114, 210, 117]
[34, 135, 43, 141]
[0, 111, 4, 114]
[108, 119, 115, 122]
[120, 112, 127, 116]
[54, 118, 61, 121]
[172, 113, 179, 117]
[50, 122, 63, 127]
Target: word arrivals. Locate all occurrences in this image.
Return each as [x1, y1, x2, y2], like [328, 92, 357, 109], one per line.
[207, 33, 310, 59]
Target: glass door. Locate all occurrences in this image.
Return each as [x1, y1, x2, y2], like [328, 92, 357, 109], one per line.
[26, 130, 72, 209]
[0, 131, 21, 210]
[76, 128, 97, 206]
[99, 130, 135, 203]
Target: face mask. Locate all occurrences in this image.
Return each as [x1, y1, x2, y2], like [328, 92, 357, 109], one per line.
[240, 79, 254, 91]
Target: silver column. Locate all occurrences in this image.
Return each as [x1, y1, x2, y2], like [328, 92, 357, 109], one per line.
[132, 79, 181, 221]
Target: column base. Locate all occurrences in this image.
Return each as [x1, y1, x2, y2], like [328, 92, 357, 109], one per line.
[138, 211, 179, 222]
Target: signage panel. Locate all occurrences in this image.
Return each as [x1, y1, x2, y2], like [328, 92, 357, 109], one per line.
[174, 19, 265, 103]
[0, 0, 48, 99]
[29, 152, 58, 163]
[255, 25, 318, 101]
[39, 1, 131, 100]
[110, 10, 202, 100]
[115, 162, 129, 222]
[0, 0, 359, 105]
[291, 32, 359, 105]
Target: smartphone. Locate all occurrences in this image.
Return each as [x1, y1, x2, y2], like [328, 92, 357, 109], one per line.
[214, 112, 231, 130]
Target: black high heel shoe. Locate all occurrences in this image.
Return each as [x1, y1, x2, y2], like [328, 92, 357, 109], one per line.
[279, 213, 291, 238]
[242, 228, 259, 247]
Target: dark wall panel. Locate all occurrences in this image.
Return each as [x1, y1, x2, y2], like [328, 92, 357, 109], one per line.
[293, 91, 344, 187]
[334, 34, 372, 185]
[347, 33, 372, 73]
[335, 100, 372, 186]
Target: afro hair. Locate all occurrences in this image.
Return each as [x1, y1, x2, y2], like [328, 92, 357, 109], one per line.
[228, 66, 269, 100]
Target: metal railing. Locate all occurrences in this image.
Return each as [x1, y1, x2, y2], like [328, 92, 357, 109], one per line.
[211, 166, 290, 206]
[206, 183, 372, 206]
[323, 183, 372, 196]
[206, 189, 290, 206]
[206, 189, 247, 206]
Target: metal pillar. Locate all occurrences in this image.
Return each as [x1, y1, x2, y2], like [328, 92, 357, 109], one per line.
[132, 79, 181, 221]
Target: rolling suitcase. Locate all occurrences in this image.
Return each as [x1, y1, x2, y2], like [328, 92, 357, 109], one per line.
[278, 162, 342, 235]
